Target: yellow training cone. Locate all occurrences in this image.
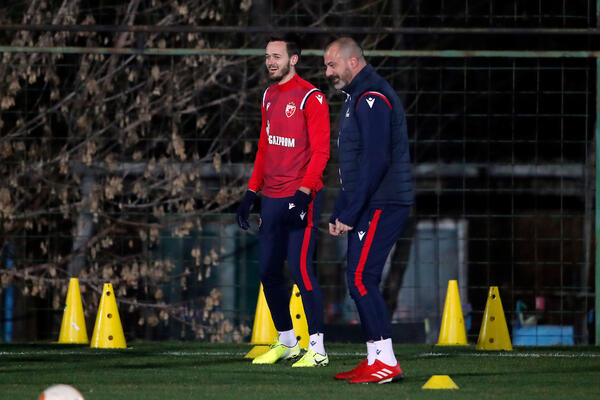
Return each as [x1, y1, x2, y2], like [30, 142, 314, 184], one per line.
[477, 286, 512, 351]
[437, 280, 468, 345]
[90, 283, 126, 348]
[58, 278, 89, 344]
[422, 375, 459, 389]
[289, 284, 309, 349]
[245, 284, 278, 358]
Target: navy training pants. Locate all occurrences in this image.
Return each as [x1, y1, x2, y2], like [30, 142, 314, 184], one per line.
[259, 190, 324, 335]
[346, 205, 410, 341]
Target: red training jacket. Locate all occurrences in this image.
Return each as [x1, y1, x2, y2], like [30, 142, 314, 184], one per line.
[248, 74, 330, 198]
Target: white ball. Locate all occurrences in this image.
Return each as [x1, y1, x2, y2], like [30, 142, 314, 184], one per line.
[39, 384, 85, 400]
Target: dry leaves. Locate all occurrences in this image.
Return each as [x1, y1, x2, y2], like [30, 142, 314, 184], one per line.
[1, 0, 257, 343]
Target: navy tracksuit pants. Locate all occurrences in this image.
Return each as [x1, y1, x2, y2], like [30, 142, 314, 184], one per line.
[346, 204, 410, 341]
[259, 190, 324, 335]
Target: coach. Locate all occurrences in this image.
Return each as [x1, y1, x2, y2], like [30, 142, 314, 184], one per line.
[324, 37, 413, 384]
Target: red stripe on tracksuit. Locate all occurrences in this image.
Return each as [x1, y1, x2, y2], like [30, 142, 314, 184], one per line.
[356, 91, 392, 110]
[299, 195, 315, 291]
[354, 209, 382, 296]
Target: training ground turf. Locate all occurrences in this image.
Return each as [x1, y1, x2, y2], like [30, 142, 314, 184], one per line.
[1, 342, 599, 399]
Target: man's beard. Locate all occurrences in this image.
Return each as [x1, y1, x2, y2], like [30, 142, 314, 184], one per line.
[269, 60, 291, 82]
[330, 75, 344, 89]
[329, 67, 351, 89]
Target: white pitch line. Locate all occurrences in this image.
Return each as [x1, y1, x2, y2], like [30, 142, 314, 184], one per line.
[0, 350, 365, 357]
[0, 351, 126, 355]
[1, 350, 599, 358]
[421, 352, 600, 358]
[160, 351, 247, 356]
[155, 351, 366, 356]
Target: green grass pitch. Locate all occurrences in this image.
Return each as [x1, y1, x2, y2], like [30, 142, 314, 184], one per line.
[1, 342, 600, 399]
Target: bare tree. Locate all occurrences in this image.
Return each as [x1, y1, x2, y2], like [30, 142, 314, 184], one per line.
[0, 0, 424, 340]
[0, 0, 262, 341]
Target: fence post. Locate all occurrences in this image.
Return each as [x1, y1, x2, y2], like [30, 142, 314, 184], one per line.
[596, 57, 600, 346]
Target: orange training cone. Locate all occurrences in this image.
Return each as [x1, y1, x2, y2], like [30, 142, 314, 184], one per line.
[58, 278, 89, 344]
[245, 284, 278, 359]
[289, 284, 309, 349]
[476, 286, 512, 351]
[90, 283, 126, 348]
[437, 280, 468, 346]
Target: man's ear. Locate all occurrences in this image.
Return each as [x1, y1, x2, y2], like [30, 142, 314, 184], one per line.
[290, 54, 299, 67]
[348, 56, 359, 69]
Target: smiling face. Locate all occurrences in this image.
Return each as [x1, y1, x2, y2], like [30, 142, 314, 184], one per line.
[265, 41, 297, 84]
[323, 43, 354, 90]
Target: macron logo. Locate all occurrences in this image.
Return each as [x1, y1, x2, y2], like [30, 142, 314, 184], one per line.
[266, 102, 271, 110]
[366, 97, 375, 108]
[358, 231, 366, 241]
[289, 203, 296, 210]
[300, 211, 306, 220]
[345, 109, 350, 118]
[316, 94, 323, 104]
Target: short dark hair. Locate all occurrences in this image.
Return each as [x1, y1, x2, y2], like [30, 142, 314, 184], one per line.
[268, 33, 302, 58]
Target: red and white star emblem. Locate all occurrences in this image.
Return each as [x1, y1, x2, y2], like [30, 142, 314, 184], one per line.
[285, 102, 296, 118]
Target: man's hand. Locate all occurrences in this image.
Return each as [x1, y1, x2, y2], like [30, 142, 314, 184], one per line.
[285, 188, 312, 228]
[329, 222, 342, 236]
[236, 190, 257, 230]
[329, 219, 353, 236]
[336, 219, 353, 233]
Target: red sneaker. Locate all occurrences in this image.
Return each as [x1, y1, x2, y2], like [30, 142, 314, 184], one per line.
[349, 359, 403, 384]
[334, 359, 368, 380]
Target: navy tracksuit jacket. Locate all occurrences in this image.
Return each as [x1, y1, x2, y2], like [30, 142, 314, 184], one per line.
[331, 64, 413, 340]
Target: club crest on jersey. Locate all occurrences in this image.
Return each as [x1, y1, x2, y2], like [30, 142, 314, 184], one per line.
[285, 102, 296, 118]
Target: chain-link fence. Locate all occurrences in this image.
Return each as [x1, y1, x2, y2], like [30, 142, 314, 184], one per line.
[0, 0, 598, 345]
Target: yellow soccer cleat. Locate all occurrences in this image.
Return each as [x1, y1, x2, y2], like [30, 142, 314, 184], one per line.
[252, 341, 301, 364]
[292, 349, 329, 367]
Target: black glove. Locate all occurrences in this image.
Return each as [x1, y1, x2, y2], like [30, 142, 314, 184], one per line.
[236, 190, 257, 230]
[285, 190, 312, 228]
